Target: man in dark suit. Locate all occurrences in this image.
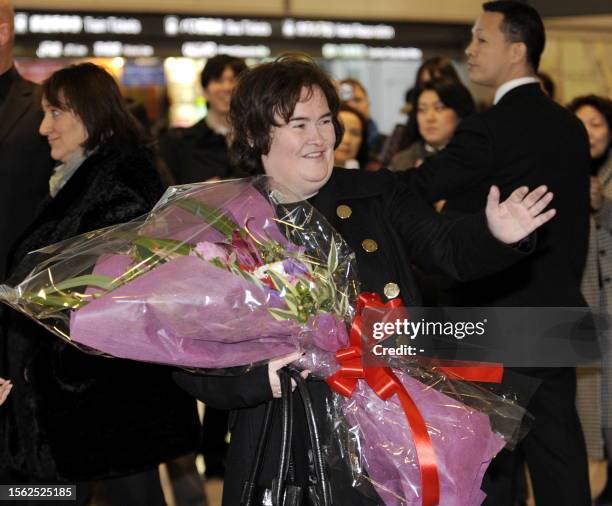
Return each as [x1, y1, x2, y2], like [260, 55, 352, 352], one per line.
[406, 2, 591, 505]
[0, 0, 53, 489]
[0, 0, 52, 284]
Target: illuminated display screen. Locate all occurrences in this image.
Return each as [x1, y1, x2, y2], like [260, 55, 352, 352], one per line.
[13, 10, 467, 60]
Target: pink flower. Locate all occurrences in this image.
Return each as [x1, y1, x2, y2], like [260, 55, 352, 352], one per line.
[192, 242, 230, 264]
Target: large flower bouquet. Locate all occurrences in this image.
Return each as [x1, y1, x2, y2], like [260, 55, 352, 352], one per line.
[0, 177, 525, 505]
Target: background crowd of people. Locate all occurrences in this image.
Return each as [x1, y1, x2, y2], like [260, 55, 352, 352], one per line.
[1, 0, 612, 505]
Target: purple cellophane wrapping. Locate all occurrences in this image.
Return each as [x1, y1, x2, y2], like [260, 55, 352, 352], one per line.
[299, 341, 506, 506]
[69, 253, 300, 367]
[341, 371, 505, 505]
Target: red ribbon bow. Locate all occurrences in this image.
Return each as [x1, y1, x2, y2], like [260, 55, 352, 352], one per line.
[326, 292, 503, 506]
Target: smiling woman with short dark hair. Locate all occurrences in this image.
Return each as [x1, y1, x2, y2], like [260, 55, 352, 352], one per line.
[174, 54, 557, 506]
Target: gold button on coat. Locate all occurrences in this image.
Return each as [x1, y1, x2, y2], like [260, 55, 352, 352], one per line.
[384, 282, 400, 299]
[361, 239, 378, 253]
[336, 204, 352, 219]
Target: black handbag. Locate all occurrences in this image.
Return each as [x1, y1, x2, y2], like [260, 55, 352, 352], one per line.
[241, 367, 332, 506]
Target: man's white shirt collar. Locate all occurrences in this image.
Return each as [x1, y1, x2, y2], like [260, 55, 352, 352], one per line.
[494, 77, 540, 105]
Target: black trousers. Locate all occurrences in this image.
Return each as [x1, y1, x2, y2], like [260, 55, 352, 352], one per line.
[201, 406, 228, 478]
[482, 367, 590, 506]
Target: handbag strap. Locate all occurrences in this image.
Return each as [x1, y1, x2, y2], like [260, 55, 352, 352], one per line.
[272, 368, 294, 506]
[287, 368, 332, 506]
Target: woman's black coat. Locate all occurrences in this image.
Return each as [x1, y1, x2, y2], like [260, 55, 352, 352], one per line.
[174, 168, 529, 505]
[1, 142, 200, 481]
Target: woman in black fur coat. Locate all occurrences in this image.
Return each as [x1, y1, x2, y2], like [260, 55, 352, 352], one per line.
[0, 63, 200, 503]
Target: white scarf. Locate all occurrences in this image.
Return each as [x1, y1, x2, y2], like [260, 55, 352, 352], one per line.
[49, 148, 89, 197]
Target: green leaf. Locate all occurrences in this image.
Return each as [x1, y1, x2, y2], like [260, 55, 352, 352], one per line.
[327, 236, 338, 274]
[283, 296, 298, 313]
[173, 199, 237, 238]
[133, 237, 194, 257]
[268, 308, 300, 321]
[44, 274, 117, 293]
[266, 269, 300, 298]
[25, 293, 88, 310]
[134, 243, 155, 262]
[236, 269, 263, 288]
[210, 258, 227, 270]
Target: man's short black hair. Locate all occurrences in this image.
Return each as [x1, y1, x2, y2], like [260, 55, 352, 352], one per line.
[483, 0, 545, 72]
[200, 55, 247, 89]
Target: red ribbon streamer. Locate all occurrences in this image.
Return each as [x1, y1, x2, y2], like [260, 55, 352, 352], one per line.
[326, 292, 504, 506]
[438, 364, 503, 383]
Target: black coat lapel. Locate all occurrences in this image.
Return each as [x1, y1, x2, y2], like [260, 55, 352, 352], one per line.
[0, 73, 37, 146]
[310, 168, 389, 220]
